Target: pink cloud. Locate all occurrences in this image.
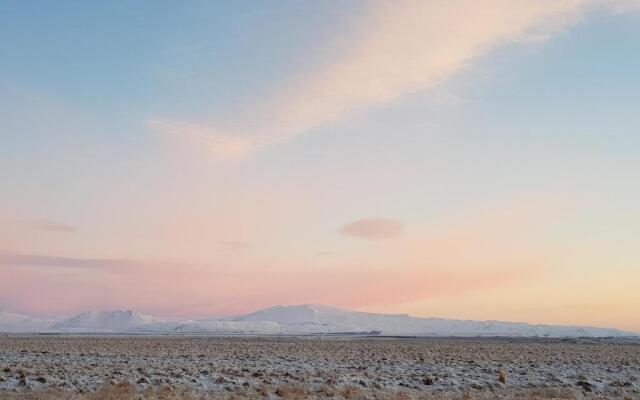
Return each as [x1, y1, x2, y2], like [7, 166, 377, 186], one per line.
[0, 201, 555, 319]
[29, 219, 77, 233]
[340, 218, 403, 240]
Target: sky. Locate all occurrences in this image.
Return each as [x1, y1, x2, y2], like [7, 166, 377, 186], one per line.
[1, 0, 639, 332]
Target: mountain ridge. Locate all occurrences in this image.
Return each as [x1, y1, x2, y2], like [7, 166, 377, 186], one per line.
[1, 304, 636, 337]
[0, 309, 55, 332]
[51, 310, 171, 332]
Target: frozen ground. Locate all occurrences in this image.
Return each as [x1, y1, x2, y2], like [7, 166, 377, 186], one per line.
[0, 336, 639, 399]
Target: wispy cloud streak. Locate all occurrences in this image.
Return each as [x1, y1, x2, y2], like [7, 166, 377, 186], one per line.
[147, 0, 638, 159]
[0, 253, 129, 269]
[29, 219, 77, 233]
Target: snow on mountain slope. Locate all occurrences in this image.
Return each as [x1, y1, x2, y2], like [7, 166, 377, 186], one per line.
[1, 305, 636, 336]
[220, 304, 376, 333]
[175, 320, 283, 334]
[226, 304, 357, 325]
[0, 309, 53, 332]
[195, 304, 635, 337]
[52, 310, 175, 333]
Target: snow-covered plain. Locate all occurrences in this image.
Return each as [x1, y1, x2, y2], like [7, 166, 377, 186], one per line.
[0, 304, 636, 337]
[1, 336, 639, 397]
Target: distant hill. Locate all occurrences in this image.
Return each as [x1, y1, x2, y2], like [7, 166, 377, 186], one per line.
[52, 310, 174, 333]
[0, 309, 53, 332]
[1, 304, 636, 337]
[176, 304, 635, 337]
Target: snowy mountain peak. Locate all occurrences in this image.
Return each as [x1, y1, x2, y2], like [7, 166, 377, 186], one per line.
[0, 305, 636, 337]
[212, 304, 635, 337]
[231, 304, 349, 323]
[52, 310, 167, 332]
[0, 309, 32, 323]
[0, 309, 54, 332]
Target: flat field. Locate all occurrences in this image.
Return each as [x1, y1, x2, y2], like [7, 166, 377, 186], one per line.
[0, 336, 638, 399]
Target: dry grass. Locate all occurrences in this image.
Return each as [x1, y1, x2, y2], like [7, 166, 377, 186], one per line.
[274, 384, 308, 399]
[339, 385, 366, 400]
[0, 384, 637, 400]
[498, 370, 506, 384]
[2, 337, 639, 399]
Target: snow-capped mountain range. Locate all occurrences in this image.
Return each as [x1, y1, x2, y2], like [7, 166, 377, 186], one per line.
[51, 310, 168, 332]
[0, 309, 54, 332]
[0, 304, 636, 337]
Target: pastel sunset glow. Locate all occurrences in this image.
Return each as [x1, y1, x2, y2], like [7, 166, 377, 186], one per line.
[1, 0, 639, 333]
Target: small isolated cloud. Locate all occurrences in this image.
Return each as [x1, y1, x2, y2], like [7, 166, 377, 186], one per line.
[218, 241, 250, 251]
[30, 219, 77, 233]
[340, 218, 403, 240]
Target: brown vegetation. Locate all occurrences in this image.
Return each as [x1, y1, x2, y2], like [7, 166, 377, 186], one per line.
[1, 337, 639, 399]
[498, 370, 505, 384]
[0, 383, 640, 400]
[0, 383, 637, 400]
